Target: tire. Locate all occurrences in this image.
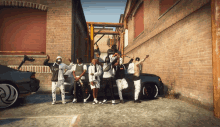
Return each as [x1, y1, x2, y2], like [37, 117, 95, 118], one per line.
[0, 83, 19, 108]
[142, 84, 158, 99]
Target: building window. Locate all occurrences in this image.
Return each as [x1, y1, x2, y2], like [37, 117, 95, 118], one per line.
[134, 3, 144, 39]
[124, 29, 128, 47]
[159, 0, 180, 16]
[0, 6, 46, 55]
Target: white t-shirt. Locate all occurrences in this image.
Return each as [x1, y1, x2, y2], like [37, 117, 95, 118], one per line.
[103, 63, 115, 78]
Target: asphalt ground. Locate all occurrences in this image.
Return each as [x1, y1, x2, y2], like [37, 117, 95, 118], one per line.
[0, 93, 220, 127]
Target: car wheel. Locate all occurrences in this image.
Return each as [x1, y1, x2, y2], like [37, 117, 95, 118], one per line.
[143, 84, 158, 99]
[0, 83, 19, 108]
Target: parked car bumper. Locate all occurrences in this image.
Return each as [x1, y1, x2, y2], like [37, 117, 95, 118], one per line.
[30, 78, 40, 92]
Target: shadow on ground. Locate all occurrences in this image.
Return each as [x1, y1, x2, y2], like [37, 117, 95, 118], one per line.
[0, 119, 23, 126]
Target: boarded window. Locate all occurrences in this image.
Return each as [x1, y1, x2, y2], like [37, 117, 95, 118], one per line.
[159, 0, 178, 16]
[134, 3, 144, 39]
[0, 6, 46, 55]
[124, 29, 128, 47]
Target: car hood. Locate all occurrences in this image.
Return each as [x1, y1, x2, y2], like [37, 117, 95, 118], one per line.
[0, 65, 33, 83]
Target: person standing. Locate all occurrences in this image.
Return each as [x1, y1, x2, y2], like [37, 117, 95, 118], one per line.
[113, 55, 133, 103]
[101, 56, 116, 105]
[43, 55, 73, 105]
[128, 55, 149, 103]
[72, 58, 89, 103]
[88, 59, 102, 104]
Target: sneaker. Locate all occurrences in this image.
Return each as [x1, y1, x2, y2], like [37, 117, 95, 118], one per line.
[102, 99, 107, 104]
[134, 100, 141, 103]
[93, 100, 98, 104]
[72, 99, 77, 103]
[62, 101, 66, 104]
[120, 100, 125, 103]
[83, 99, 88, 103]
[52, 102, 56, 105]
[112, 100, 116, 105]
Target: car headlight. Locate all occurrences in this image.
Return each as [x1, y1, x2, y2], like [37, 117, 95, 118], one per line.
[158, 78, 161, 81]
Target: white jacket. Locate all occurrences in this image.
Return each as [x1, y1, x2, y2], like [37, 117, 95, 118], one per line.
[88, 63, 102, 82]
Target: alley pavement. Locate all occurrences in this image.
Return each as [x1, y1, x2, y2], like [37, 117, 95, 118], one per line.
[0, 93, 220, 127]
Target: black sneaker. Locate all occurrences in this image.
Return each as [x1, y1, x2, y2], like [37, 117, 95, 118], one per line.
[120, 100, 125, 103]
[134, 100, 141, 103]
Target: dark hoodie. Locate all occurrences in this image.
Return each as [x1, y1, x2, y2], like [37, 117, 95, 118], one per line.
[43, 59, 59, 81]
[113, 58, 133, 80]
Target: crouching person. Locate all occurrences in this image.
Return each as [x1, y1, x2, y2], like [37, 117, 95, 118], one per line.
[44, 55, 73, 105]
[72, 58, 88, 103]
[88, 59, 102, 104]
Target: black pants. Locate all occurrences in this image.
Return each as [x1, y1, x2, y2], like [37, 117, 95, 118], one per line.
[102, 77, 115, 100]
[73, 80, 88, 99]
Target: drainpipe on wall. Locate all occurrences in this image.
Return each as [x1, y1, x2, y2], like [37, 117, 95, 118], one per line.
[72, 0, 79, 63]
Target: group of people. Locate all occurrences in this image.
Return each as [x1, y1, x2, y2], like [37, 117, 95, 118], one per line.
[43, 45, 149, 105]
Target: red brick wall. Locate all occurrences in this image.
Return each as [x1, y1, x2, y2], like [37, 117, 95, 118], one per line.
[0, 6, 46, 55]
[124, 0, 212, 107]
[0, 0, 87, 92]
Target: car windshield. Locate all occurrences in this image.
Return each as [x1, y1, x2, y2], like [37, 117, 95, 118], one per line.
[0, 65, 17, 74]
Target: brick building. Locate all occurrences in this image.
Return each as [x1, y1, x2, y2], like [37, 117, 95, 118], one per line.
[0, 0, 90, 92]
[93, 28, 113, 61]
[119, 0, 217, 112]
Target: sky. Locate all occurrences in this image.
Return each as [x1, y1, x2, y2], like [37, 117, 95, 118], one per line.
[81, 0, 127, 31]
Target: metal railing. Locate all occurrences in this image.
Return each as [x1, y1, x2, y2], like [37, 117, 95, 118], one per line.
[7, 65, 52, 73]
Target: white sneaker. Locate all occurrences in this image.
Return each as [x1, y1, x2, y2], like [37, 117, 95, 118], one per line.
[52, 102, 56, 105]
[84, 99, 88, 103]
[93, 100, 98, 104]
[72, 99, 77, 103]
[62, 101, 66, 104]
[112, 100, 116, 105]
[102, 99, 107, 104]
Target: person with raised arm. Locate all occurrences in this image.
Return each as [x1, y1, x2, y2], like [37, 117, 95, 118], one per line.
[43, 55, 73, 105]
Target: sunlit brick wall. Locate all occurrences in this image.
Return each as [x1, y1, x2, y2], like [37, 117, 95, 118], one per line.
[124, 0, 212, 108]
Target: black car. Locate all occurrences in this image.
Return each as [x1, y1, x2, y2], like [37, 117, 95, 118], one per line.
[0, 55, 40, 108]
[64, 62, 164, 101]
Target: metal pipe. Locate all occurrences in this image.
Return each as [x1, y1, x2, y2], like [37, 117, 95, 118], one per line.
[94, 34, 105, 45]
[94, 31, 119, 35]
[87, 22, 123, 27]
[90, 24, 94, 60]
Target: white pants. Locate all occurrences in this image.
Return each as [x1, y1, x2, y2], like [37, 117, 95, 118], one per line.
[134, 79, 141, 100]
[52, 80, 65, 102]
[90, 80, 100, 89]
[116, 78, 128, 100]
